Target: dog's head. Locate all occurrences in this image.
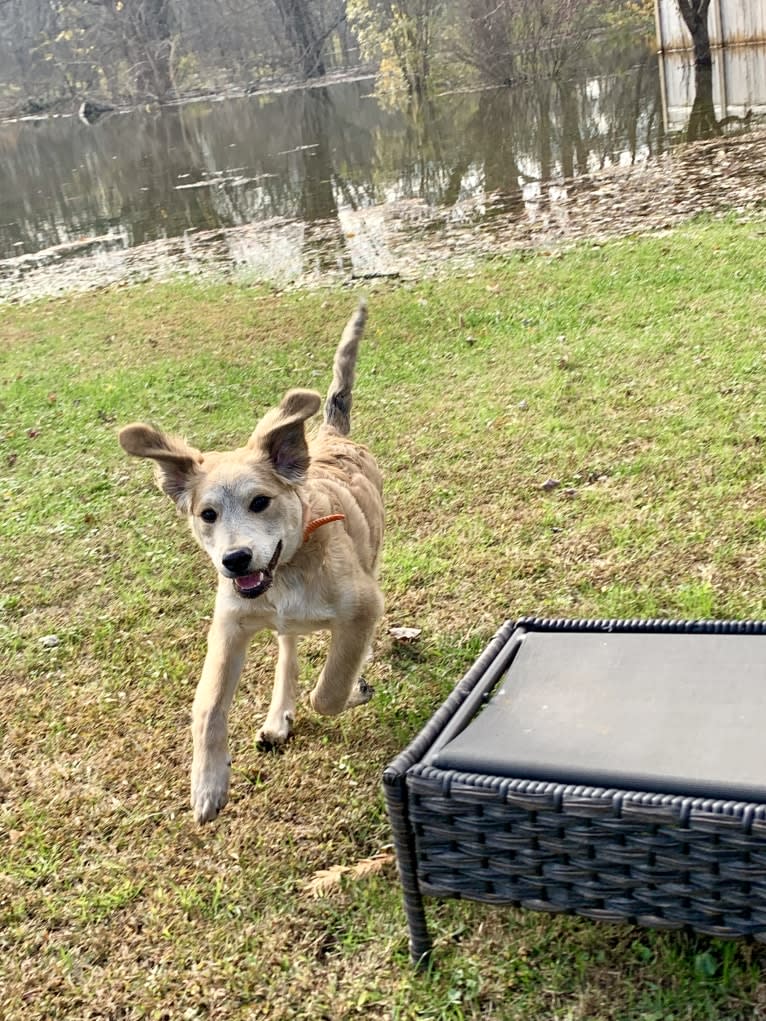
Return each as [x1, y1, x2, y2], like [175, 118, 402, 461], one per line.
[119, 389, 321, 598]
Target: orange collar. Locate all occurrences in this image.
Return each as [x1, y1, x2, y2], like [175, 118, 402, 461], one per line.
[302, 513, 345, 544]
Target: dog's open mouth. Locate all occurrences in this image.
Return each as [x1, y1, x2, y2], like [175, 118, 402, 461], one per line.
[233, 540, 282, 599]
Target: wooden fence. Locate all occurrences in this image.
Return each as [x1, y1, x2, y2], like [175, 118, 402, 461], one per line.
[654, 0, 766, 52]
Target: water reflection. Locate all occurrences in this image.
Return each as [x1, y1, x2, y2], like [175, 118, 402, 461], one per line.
[1, 39, 764, 301]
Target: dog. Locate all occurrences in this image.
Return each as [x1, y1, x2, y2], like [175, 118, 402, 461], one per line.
[118, 302, 384, 823]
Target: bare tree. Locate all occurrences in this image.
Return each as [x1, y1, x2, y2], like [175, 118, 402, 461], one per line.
[454, 0, 606, 87]
[0, 0, 355, 110]
[269, 0, 351, 79]
[89, 0, 176, 100]
[271, 0, 325, 76]
[0, 0, 663, 115]
[130, 0, 175, 98]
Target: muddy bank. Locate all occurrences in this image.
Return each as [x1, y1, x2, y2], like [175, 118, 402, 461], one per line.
[2, 126, 765, 304]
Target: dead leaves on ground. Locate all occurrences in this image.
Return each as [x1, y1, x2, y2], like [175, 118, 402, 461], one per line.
[303, 851, 395, 899]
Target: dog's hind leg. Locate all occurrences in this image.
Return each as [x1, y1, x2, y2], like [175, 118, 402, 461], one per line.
[257, 633, 299, 751]
[190, 616, 250, 824]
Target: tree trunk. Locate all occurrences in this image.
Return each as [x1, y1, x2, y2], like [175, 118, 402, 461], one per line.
[135, 0, 174, 98]
[676, 0, 713, 68]
[686, 62, 719, 140]
[272, 0, 326, 78]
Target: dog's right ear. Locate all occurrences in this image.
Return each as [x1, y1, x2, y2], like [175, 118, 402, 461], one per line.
[119, 423, 202, 509]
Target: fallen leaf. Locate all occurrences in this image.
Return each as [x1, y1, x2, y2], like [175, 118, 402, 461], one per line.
[350, 852, 395, 880]
[305, 865, 350, 897]
[303, 852, 395, 898]
[389, 626, 422, 642]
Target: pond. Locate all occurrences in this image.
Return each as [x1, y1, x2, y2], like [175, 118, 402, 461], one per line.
[1, 41, 765, 302]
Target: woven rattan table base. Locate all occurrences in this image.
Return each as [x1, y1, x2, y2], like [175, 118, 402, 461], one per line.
[384, 618, 766, 965]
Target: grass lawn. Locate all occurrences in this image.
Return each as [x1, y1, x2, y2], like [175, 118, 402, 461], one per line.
[2, 214, 766, 1019]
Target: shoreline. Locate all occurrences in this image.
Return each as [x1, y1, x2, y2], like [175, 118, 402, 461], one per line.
[3, 124, 766, 305]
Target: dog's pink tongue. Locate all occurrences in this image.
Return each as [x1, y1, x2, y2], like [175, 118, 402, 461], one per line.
[235, 572, 265, 592]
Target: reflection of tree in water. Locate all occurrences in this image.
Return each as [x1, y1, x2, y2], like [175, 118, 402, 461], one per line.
[0, 44, 672, 266]
[117, 109, 219, 245]
[558, 78, 588, 179]
[455, 48, 662, 228]
[567, 50, 657, 167]
[470, 90, 524, 218]
[0, 108, 227, 256]
[329, 90, 477, 213]
[297, 87, 347, 275]
[402, 95, 471, 207]
[0, 90, 352, 258]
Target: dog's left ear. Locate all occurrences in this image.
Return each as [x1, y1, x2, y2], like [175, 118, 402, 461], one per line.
[249, 388, 321, 483]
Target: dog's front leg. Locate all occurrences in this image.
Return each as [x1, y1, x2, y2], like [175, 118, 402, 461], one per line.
[257, 633, 299, 751]
[190, 615, 249, 824]
[309, 610, 379, 717]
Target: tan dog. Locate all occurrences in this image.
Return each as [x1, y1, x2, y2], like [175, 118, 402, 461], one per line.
[119, 303, 384, 823]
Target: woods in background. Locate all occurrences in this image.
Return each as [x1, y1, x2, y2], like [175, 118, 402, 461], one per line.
[0, 0, 655, 116]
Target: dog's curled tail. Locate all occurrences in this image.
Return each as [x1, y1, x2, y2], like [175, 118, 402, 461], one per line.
[324, 299, 367, 436]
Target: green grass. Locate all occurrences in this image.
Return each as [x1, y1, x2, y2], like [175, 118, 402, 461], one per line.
[3, 214, 766, 1019]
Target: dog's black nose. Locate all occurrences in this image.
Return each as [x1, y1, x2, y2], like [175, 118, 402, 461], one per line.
[222, 548, 252, 575]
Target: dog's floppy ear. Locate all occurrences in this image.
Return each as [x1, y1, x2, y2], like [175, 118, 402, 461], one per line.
[119, 423, 203, 509]
[248, 388, 321, 483]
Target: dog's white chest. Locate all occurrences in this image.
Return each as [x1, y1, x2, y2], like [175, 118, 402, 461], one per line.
[273, 589, 336, 634]
[235, 583, 336, 635]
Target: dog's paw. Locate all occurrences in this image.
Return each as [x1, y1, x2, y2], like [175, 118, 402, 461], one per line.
[256, 713, 294, 753]
[190, 757, 230, 824]
[347, 676, 375, 709]
[357, 676, 375, 703]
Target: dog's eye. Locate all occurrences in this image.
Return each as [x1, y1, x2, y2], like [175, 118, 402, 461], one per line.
[200, 508, 217, 524]
[249, 495, 271, 514]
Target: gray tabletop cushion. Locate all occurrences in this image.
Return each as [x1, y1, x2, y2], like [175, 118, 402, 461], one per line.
[431, 631, 766, 801]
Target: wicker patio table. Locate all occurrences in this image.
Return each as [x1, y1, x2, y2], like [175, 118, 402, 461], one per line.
[383, 618, 766, 965]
